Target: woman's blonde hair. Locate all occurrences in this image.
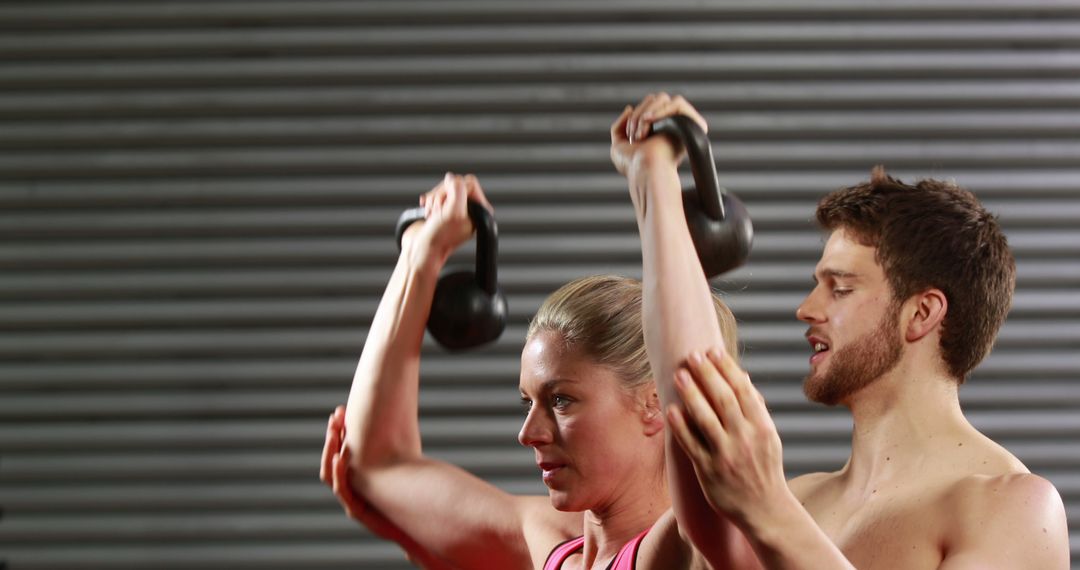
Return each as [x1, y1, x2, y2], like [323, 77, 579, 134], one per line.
[526, 275, 739, 391]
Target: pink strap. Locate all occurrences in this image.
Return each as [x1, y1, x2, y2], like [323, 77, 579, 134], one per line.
[543, 536, 586, 570]
[610, 528, 651, 570]
[543, 527, 651, 570]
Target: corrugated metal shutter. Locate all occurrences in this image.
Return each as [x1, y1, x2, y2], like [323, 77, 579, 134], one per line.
[2, 1, 1078, 567]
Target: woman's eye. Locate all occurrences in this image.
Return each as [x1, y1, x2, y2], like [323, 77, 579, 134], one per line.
[519, 398, 532, 414]
[833, 288, 853, 297]
[552, 394, 572, 410]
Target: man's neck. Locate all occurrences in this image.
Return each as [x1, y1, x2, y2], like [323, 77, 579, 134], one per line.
[841, 364, 967, 494]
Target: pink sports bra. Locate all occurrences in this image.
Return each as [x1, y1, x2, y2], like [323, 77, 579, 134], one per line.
[543, 528, 651, 570]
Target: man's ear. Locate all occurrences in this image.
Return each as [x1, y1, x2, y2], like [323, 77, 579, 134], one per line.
[905, 288, 947, 342]
[642, 389, 665, 436]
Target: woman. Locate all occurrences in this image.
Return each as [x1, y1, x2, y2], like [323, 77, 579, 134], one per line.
[320, 165, 747, 569]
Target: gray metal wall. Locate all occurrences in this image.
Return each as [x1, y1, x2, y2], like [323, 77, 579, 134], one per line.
[1, 1, 1078, 568]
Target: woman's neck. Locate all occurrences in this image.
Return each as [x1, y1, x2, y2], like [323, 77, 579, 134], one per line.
[577, 475, 669, 569]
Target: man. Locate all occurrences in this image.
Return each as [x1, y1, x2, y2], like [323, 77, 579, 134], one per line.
[612, 92, 1070, 569]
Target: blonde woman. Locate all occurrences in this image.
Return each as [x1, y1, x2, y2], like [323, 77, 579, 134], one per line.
[320, 172, 747, 569]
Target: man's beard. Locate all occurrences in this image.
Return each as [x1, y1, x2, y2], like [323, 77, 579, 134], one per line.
[804, 305, 903, 406]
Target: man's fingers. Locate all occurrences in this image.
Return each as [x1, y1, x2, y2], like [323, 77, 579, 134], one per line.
[688, 350, 743, 430]
[331, 453, 358, 519]
[666, 404, 710, 465]
[320, 408, 344, 483]
[333, 406, 347, 453]
[330, 450, 345, 496]
[673, 367, 727, 452]
[332, 446, 365, 519]
[708, 348, 766, 425]
[319, 414, 334, 483]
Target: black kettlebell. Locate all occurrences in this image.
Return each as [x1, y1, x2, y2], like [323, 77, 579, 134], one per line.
[394, 201, 508, 351]
[650, 115, 754, 278]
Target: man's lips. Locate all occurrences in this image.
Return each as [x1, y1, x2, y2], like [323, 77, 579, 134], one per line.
[806, 334, 830, 364]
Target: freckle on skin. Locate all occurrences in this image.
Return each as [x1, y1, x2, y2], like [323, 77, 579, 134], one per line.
[958, 442, 963, 447]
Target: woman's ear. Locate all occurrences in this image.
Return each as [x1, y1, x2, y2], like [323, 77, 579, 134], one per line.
[641, 389, 665, 436]
[905, 288, 948, 342]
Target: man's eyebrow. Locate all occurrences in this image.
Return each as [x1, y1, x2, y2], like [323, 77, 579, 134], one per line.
[813, 269, 859, 282]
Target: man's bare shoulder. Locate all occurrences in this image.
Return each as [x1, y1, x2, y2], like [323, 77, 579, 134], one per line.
[934, 428, 1067, 537]
[938, 472, 1069, 569]
[946, 471, 1064, 524]
[787, 470, 837, 500]
[948, 426, 1029, 476]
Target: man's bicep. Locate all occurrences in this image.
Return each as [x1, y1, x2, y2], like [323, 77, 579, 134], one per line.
[939, 474, 1069, 570]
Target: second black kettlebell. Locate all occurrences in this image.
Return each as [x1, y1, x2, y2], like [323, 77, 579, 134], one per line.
[650, 115, 754, 278]
[395, 201, 508, 351]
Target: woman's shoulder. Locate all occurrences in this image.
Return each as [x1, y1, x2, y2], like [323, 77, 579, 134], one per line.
[515, 494, 582, 536]
[513, 495, 584, 569]
[633, 509, 702, 570]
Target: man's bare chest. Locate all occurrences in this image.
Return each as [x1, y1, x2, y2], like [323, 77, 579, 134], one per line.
[804, 488, 947, 569]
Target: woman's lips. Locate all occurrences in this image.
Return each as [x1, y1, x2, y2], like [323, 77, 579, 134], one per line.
[539, 462, 565, 482]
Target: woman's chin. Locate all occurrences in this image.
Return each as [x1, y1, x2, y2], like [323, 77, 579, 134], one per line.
[548, 489, 587, 513]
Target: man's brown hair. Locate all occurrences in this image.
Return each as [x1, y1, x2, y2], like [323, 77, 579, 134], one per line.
[816, 166, 1016, 382]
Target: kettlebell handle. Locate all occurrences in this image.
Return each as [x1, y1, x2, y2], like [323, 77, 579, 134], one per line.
[394, 201, 499, 296]
[648, 114, 754, 278]
[650, 115, 726, 222]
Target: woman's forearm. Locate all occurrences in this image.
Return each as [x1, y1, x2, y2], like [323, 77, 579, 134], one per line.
[630, 154, 757, 568]
[345, 238, 442, 468]
[631, 162, 726, 404]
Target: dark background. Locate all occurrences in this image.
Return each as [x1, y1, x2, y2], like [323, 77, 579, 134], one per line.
[1, 1, 1078, 568]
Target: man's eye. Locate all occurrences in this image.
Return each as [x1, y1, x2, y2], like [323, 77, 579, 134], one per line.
[833, 288, 853, 297]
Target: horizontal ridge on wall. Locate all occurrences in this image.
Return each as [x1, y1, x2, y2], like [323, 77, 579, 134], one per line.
[3, 1, 1080, 28]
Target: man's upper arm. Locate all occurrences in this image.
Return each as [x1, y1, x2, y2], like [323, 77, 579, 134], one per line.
[939, 474, 1069, 570]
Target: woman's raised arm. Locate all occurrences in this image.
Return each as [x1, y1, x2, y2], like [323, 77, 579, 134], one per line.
[611, 94, 762, 569]
[338, 173, 577, 569]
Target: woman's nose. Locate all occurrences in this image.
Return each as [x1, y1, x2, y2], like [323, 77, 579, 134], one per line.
[517, 406, 553, 447]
